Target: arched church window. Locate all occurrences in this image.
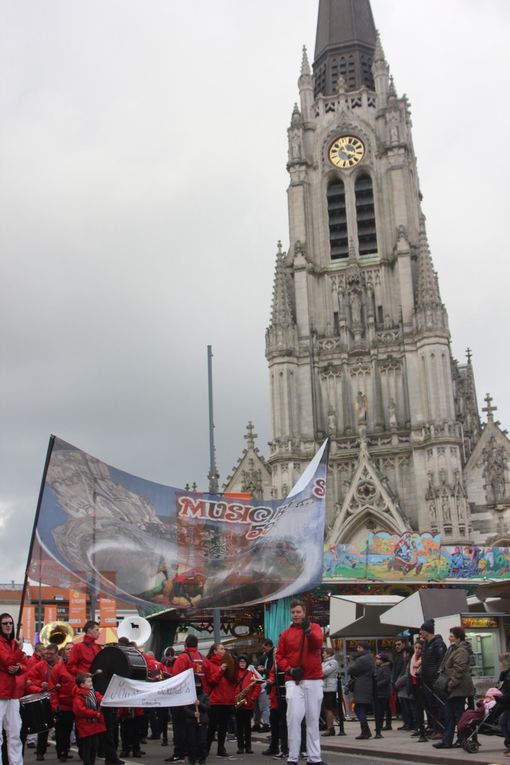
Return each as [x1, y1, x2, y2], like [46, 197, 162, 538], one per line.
[327, 179, 348, 259]
[355, 173, 378, 256]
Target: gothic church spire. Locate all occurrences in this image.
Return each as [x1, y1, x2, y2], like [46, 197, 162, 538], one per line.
[313, 0, 376, 96]
[416, 216, 441, 308]
[269, 241, 294, 328]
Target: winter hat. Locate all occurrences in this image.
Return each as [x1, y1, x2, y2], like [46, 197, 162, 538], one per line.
[420, 620, 434, 634]
[485, 687, 502, 698]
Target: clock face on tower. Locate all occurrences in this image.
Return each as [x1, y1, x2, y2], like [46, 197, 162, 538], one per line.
[328, 135, 365, 169]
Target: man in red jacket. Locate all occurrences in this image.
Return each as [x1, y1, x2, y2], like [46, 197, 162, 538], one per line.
[168, 634, 209, 763]
[50, 648, 75, 762]
[67, 623, 124, 765]
[27, 643, 60, 760]
[67, 621, 101, 676]
[0, 612, 26, 765]
[275, 600, 325, 765]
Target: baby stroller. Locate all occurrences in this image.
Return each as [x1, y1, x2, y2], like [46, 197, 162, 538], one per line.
[457, 688, 502, 754]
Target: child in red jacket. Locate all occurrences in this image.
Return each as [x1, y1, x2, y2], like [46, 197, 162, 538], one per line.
[234, 656, 261, 754]
[72, 673, 106, 765]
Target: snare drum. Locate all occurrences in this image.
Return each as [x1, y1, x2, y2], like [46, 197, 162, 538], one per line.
[20, 692, 53, 734]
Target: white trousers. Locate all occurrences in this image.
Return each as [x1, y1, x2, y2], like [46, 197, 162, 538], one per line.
[0, 699, 23, 765]
[285, 679, 323, 763]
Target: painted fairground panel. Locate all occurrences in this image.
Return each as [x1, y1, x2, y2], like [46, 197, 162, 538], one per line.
[366, 531, 442, 580]
[30, 437, 329, 611]
[440, 545, 510, 579]
[322, 543, 368, 580]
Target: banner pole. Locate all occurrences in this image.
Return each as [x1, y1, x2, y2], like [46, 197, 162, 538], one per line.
[207, 346, 221, 643]
[17, 434, 56, 641]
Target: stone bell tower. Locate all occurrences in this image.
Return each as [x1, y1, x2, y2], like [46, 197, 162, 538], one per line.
[265, 0, 480, 545]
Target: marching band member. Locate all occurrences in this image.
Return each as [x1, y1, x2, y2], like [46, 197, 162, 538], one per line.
[234, 655, 261, 754]
[67, 621, 101, 677]
[0, 612, 26, 765]
[275, 600, 325, 765]
[50, 646, 75, 762]
[206, 643, 236, 758]
[169, 634, 210, 763]
[26, 643, 59, 760]
[72, 673, 106, 765]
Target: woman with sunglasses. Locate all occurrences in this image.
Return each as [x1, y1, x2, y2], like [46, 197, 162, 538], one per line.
[0, 612, 26, 765]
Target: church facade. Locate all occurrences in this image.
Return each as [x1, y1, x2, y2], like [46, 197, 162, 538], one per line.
[225, 0, 510, 551]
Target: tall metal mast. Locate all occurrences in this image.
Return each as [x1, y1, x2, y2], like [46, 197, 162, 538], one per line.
[207, 345, 219, 495]
[207, 345, 221, 642]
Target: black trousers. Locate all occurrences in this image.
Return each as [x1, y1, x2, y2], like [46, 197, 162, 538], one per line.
[36, 731, 49, 756]
[101, 707, 119, 760]
[423, 683, 444, 732]
[235, 708, 252, 751]
[375, 698, 390, 734]
[55, 711, 74, 757]
[157, 708, 169, 743]
[185, 719, 208, 765]
[207, 705, 233, 754]
[411, 682, 427, 735]
[120, 717, 141, 754]
[171, 707, 187, 758]
[81, 733, 99, 765]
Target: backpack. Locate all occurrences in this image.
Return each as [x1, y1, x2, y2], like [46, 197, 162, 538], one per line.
[185, 649, 206, 685]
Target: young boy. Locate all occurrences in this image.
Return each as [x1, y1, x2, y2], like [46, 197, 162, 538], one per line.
[183, 681, 210, 765]
[72, 673, 106, 765]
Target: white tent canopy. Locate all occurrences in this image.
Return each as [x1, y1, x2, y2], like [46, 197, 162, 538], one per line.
[380, 589, 468, 628]
[329, 595, 405, 638]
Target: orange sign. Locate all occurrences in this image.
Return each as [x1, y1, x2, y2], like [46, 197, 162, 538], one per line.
[462, 616, 498, 629]
[22, 605, 35, 644]
[99, 598, 117, 626]
[44, 605, 57, 624]
[68, 590, 86, 626]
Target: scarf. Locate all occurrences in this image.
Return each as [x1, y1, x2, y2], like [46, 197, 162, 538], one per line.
[85, 690, 99, 710]
[410, 653, 421, 678]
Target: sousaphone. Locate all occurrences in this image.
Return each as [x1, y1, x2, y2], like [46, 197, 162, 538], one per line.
[117, 616, 152, 648]
[39, 621, 74, 648]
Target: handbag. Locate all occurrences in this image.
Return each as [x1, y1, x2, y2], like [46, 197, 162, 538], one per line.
[432, 671, 449, 696]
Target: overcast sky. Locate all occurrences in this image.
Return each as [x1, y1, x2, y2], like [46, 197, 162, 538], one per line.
[2, 1, 509, 584]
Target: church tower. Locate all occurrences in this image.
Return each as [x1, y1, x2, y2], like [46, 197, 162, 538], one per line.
[265, 0, 481, 545]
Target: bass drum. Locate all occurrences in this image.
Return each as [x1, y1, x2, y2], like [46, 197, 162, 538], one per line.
[20, 693, 53, 734]
[90, 644, 148, 694]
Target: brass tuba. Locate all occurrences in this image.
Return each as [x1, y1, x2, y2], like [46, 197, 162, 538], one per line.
[39, 621, 74, 648]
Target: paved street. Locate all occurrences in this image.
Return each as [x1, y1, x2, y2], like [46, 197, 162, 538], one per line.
[39, 718, 508, 765]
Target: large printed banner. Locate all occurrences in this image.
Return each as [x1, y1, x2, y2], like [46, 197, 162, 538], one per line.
[323, 532, 510, 581]
[102, 669, 196, 707]
[31, 437, 329, 611]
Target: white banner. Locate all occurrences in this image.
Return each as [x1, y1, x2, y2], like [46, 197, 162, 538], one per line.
[101, 668, 197, 708]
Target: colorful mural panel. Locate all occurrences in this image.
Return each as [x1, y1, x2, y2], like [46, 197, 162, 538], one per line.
[366, 531, 442, 580]
[322, 533, 510, 582]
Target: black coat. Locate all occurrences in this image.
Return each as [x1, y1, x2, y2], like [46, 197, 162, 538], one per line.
[421, 634, 446, 683]
[391, 650, 405, 686]
[494, 668, 510, 713]
[375, 662, 392, 699]
[257, 649, 274, 679]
